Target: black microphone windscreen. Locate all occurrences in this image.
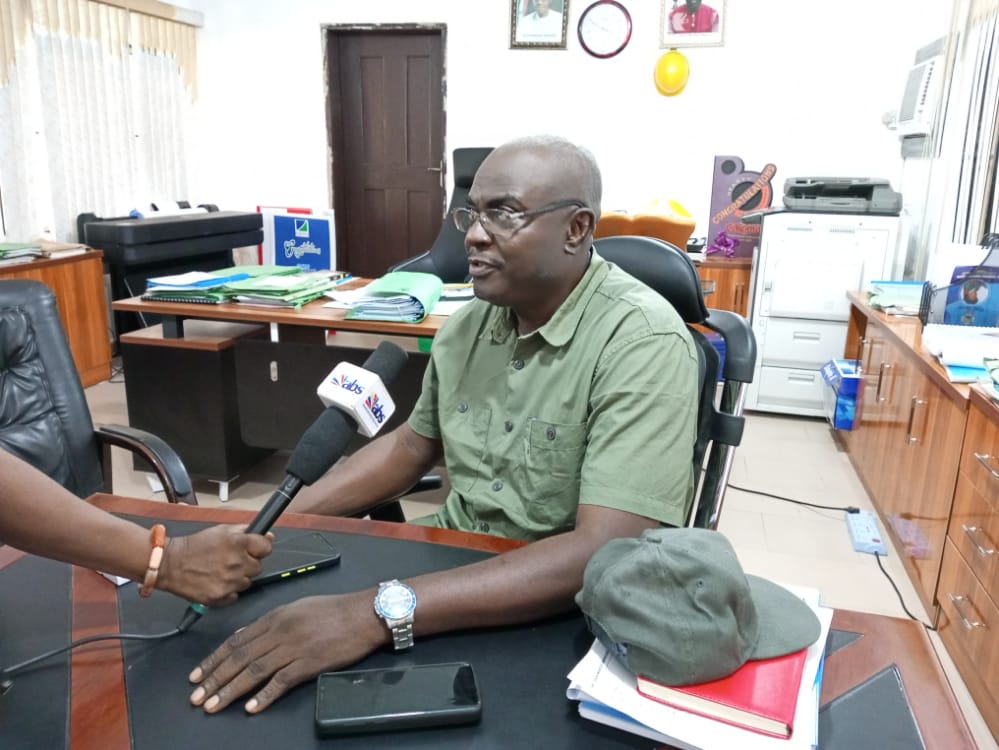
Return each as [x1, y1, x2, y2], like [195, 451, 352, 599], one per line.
[364, 340, 409, 385]
[285, 408, 356, 484]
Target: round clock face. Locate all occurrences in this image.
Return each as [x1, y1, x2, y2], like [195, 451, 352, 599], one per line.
[578, 0, 632, 59]
[376, 582, 416, 619]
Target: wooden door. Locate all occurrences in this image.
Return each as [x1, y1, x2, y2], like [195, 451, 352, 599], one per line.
[327, 29, 445, 278]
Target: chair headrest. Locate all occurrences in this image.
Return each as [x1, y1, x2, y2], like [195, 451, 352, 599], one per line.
[453, 148, 494, 189]
[592, 235, 708, 324]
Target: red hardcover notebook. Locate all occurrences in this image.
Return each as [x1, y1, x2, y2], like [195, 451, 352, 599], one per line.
[635, 647, 807, 739]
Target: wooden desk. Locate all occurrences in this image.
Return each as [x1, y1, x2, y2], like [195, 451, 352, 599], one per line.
[0, 495, 974, 749]
[111, 278, 445, 341]
[0, 250, 112, 386]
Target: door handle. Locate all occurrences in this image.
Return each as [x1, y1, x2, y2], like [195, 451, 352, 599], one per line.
[875, 362, 891, 402]
[974, 452, 999, 481]
[948, 594, 986, 630]
[905, 396, 927, 444]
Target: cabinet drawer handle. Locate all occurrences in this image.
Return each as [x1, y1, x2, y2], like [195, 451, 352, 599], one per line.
[792, 331, 821, 341]
[905, 396, 927, 444]
[974, 453, 999, 481]
[856, 337, 869, 370]
[961, 524, 997, 557]
[875, 362, 892, 402]
[948, 594, 986, 630]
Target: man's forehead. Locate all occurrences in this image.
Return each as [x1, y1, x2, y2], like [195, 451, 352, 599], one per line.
[470, 146, 562, 203]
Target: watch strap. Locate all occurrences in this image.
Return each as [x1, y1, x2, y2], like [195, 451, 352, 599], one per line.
[388, 619, 414, 650]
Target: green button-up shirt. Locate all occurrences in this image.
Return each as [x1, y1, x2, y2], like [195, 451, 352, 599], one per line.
[408, 251, 698, 541]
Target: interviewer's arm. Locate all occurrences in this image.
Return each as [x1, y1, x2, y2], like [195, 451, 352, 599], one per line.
[0, 451, 272, 605]
[290, 423, 442, 517]
[188, 503, 657, 714]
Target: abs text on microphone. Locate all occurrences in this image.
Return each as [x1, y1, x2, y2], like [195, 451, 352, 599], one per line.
[317, 362, 396, 437]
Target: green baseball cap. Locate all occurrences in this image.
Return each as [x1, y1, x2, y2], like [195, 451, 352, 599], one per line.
[575, 527, 822, 686]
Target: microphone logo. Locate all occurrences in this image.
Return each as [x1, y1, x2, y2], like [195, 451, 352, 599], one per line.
[364, 393, 387, 424]
[330, 374, 364, 394]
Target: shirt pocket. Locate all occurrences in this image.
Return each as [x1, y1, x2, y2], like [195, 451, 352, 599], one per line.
[521, 419, 587, 528]
[439, 397, 491, 494]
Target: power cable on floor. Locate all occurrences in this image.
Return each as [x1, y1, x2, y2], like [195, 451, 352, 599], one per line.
[726, 481, 937, 631]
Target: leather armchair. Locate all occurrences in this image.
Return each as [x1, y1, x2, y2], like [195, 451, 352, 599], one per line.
[0, 279, 197, 504]
[391, 147, 494, 282]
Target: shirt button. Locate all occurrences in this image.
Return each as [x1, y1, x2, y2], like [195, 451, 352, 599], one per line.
[492, 480, 503, 491]
[504, 420, 514, 432]
[512, 359, 525, 370]
[478, 521, 490, 533]
[546, 426, 557, 440]
[457, 402, 469, 413]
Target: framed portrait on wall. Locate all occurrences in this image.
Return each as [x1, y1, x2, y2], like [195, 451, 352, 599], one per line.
[660, 0, 726, 48]
[511, 0, 570, 49]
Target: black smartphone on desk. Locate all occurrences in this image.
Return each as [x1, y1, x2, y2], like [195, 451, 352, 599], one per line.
[315, 662, 481, 736]
[246, 532, 341, 591]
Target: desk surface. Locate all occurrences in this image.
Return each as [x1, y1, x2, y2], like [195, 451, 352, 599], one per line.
[0, 496, 976, 750]
[112, 278, 445, 338]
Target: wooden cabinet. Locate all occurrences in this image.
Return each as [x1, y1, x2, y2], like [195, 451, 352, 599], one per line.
[0, 251, 111, 387]
[938, 386, 999, 736]
[696, 257, 751, 317]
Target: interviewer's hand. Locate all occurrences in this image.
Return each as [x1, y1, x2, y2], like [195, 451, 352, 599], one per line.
[156, 525, 273, 606]
[189, 591, 387, 714]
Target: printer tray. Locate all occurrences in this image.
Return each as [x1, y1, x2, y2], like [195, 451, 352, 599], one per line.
[84, 210, 261, 245]
[84, 211, 263, 265]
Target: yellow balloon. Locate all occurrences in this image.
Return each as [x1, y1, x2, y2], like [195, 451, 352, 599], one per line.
[654, 49, 689, 97]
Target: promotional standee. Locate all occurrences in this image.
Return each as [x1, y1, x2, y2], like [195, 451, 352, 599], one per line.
[257, 206, 336, 272]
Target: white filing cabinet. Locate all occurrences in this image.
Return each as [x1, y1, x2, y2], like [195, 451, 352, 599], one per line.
[746, 211, 902, 416]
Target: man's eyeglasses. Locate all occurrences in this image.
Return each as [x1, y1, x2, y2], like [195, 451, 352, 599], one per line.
[451, 199, 587, 237]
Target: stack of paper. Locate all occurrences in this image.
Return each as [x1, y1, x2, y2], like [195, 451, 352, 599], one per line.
[143, 266, 300, 304]
[0, 242, 43, 260]
[227, 270, 345, 309]
[921, 323, 999, 382]
[345, 271, 443, 323]
[566, 585, 833, 750]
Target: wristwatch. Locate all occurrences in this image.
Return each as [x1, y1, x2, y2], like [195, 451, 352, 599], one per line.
[374, 579, 416, 650]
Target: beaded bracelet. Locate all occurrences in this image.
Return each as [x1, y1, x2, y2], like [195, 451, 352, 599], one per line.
[139, 524, 167, 598]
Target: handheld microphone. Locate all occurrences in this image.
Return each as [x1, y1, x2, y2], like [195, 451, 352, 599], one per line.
[177, 341, 409, 632]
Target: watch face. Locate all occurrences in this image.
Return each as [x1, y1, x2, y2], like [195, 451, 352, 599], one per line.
[579, 0, 632, 59]
[376, 582, 416, 619]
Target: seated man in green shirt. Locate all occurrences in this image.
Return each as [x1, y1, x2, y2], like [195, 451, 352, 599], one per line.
[188, 134, 699, 715]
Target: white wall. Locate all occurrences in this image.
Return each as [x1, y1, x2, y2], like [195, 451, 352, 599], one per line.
[184, 0, 952, 238]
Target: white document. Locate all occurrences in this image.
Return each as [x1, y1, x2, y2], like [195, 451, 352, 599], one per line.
[567, 586, 833, 750]
[323, 284, 373, 309]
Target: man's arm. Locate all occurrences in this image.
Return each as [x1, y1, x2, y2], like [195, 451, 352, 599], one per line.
[188, 503, 657, 714]
[290, 423, 443, 517]
[0, 451, 272, 605]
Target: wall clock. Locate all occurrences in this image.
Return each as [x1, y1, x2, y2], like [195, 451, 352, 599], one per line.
[577, 0, 633, 59]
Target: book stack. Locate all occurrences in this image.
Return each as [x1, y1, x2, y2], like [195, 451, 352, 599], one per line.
[567, 585, 833, 750]
[345, 271, 443, 323]
[0, 242, 43, 263]
[227, 270, 346, 309]
[143, 266, 301, 304]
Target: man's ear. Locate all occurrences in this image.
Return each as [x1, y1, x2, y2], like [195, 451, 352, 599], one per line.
[564, 209, 597, 255]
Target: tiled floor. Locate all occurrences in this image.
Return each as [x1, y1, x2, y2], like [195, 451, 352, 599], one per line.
[87, 370, 996, 749]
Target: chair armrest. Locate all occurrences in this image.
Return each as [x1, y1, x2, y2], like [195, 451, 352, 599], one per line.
[349, 474, 444, 523]
[94, 425, 198, 505]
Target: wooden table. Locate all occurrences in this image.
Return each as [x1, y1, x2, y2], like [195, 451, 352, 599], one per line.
[0, 495, 975, 749]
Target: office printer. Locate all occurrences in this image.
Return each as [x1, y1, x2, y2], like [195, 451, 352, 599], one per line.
[783, 177, 902, 216]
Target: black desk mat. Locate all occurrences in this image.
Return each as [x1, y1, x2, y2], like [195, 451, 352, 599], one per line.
[0, 555, 72, 749]
[117, 518, 651, 749]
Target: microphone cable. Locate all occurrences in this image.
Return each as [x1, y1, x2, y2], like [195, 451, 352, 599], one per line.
[1, 626, 182, 694]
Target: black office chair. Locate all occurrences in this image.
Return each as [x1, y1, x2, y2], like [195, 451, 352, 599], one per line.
[0, 279, 198, 504]
[390, 147, 494, 282]
[592, 235, 757, 530]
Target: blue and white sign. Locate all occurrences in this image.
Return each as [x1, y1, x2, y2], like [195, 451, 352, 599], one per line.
[271, 214, 334, 271]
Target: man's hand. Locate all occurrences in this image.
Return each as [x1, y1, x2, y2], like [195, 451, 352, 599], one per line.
[157, 525, 273, 606]
[188, 591, 387, 714]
